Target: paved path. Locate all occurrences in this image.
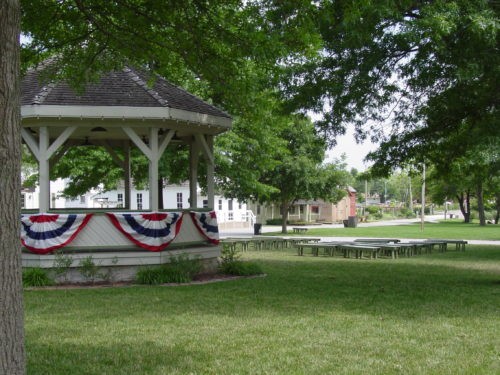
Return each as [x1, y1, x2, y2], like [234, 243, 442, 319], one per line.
[220, 214, 500, 246]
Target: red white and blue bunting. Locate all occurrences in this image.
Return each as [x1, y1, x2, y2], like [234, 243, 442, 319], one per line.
[190, 211, 220, 245]
[106, 212, 184, 251]
[21, 213, 93, 254]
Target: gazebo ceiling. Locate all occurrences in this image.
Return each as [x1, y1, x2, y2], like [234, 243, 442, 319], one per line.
[20, 65, 232, 140]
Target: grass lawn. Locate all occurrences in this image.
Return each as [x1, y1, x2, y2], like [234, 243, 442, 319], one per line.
[275, 220, 500, 240]
[25, 246, 500, 374]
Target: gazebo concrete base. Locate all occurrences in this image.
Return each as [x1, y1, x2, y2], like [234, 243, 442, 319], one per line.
[22, 245, 221, 284]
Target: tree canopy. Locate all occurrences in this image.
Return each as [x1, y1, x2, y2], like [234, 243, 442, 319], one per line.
[282, 0, 499, 175]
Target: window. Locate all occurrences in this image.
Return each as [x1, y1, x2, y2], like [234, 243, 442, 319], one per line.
[137, 193, 143, 210]
[218, 199, 223, 210]
[238, 201, 242, 209]
[176, 193, 183, 209]
[203, 199, 208, 208]
[21, 194, 26, 209]
[51, 193, 57, 208]
[228, 212, 234, 221]
[257, 205, 261, 215]
[117, 193, 123, 207]
[80, 195, 85, 204]
[228, 199, 233, 211]
[311, 206, 319, 214]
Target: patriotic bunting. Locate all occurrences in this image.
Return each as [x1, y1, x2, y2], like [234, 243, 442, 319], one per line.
[106, 212, 184, 251]
[190, 211, 220, 245]
[21, 213, 93, 254]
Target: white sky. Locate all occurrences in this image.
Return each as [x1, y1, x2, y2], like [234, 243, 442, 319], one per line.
[323, 128, 378, 172]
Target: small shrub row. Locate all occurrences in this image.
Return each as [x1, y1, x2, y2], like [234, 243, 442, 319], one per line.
[23, 268, 54, 287]
[219, 261, 263, 276]
[136, 254, 202, 285]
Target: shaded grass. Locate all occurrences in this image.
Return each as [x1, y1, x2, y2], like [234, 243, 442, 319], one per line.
[275, 220, 500, 240]
[25, 246, 500, 374]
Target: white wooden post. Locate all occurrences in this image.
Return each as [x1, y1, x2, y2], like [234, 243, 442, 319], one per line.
[123, 127, 174, 211]
[149, 128, 159, 211]
[124, 140, 131, 209]
[206, 135, 215, 210]
[39, 127, 50, 212]
[189, 139, 199, 208]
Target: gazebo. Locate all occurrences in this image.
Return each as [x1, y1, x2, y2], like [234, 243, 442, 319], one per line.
[20, 64, 232, 281]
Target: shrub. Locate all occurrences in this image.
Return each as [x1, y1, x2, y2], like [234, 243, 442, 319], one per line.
[53, 250, 73, 283]
[219, 260, 263, 276]
[135, 254, 202, 284]
[78, 256, 101, 283]
[399, 208, 416, 218]
[136, 267, 168, 285]
[23, 268, 54, 287]
[266, 218, 284, 225]
[219, 246, 263, 276]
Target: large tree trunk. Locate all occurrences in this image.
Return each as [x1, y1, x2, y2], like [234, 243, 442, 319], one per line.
[0, 1, 26, 374]
[495, 193, 500, 225]
[476, 182, 486, 226]
[457, 191, 471, 223]
[281, 200, 289, 234]
[158, 177, 164, 210]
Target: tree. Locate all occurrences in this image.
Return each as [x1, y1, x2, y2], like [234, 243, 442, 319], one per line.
[259, 115, 348, 233]
[281, 0, 498, 176]
[0, 0, 25, 373]
[428, 140, 499, 225]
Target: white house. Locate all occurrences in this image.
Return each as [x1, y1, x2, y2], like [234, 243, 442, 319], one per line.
[21, 178, 254, 229]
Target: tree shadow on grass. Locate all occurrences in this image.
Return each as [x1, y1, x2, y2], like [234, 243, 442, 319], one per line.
[27, 340, 212, 375]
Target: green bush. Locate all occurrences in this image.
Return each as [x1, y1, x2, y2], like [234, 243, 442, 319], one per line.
[219, 246, 263, 276]
[135, 254, 202, 285]
[399, 208, 416, 218]
[219, 260, 263, 276]
[266, 218, 284, 225]
[23, 267, 54, 287]
[78, 256, 101, 283]
[136, 267, 165, 285]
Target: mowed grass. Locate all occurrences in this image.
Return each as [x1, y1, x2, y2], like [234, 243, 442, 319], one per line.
[25, 246, 500, 375]
[277, 220, 500, 240]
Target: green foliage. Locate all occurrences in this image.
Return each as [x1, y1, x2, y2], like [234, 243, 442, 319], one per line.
[136, 254, 202, 284]
[366, 206, 383, 220]
[265, 218, 284, 225]
[78, 256, 101, 284]
[135, 267, 169, 285]
[219, 245, 263, 276]
[52, 250, 73, 283]
[219, 260, 263, 276]
[22, 268, 54, 287]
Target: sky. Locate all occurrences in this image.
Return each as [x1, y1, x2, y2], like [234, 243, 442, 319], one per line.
[323, 128, 378, 172]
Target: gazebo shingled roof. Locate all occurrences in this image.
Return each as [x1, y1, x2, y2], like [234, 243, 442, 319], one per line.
[21, 66, 230, 119]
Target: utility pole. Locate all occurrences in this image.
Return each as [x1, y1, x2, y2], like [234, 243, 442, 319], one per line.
[365, 179, 368, 215]
[409, 177, 413, 211]
[421, 163, 426, 231]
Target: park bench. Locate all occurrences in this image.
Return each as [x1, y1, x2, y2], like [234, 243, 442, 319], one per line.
[292, 227, 308, 234]
[426, 239, 468, 251]
[354, 238, 401, 244]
